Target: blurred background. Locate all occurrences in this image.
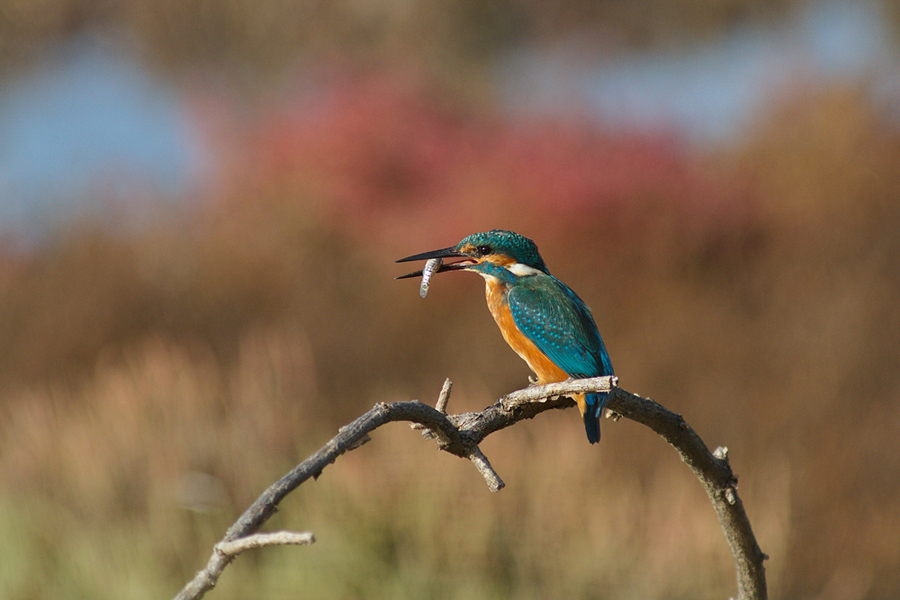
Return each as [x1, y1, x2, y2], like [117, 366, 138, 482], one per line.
[1, 0, 899, 598]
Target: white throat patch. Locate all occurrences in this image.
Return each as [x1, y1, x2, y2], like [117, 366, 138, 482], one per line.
[507, 262, 543, 277]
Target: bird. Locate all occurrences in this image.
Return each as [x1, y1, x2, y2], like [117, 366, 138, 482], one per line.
[397, 229, 614, 444]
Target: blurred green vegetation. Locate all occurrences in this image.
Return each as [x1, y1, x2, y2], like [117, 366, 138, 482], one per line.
[2, 2, 900, 600]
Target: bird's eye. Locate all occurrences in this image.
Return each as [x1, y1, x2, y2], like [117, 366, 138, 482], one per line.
[477, 245, 492, 256]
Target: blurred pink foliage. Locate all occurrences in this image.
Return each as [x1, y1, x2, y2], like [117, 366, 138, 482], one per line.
[206, 70, 754, 252]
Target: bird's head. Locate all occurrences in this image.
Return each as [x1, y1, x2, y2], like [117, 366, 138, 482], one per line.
[396, 229, 549, 282]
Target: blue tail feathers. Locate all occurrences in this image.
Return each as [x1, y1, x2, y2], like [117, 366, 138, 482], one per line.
[583, 392, 609, 444]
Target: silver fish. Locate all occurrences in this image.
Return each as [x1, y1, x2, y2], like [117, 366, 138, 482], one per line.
[420, 258, 442, 298]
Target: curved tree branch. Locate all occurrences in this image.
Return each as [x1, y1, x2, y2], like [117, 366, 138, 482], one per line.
[605, 386, 768, 600]
[173, 377, 767, 600]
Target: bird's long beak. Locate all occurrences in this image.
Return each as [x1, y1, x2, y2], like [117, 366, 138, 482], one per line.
[395, 246, 473, 279]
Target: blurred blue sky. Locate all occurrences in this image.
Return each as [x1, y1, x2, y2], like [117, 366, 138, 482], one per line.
[0, 33, 204, 238]
[0, 0, 897, 238]
[498, 0, 899, 143]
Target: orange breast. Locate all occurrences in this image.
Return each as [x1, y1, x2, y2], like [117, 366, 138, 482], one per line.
[485, 280, 568, 385]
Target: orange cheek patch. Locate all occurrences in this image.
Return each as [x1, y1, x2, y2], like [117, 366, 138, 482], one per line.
[486, 255, 515, 267]
[457, 244, 515, 268]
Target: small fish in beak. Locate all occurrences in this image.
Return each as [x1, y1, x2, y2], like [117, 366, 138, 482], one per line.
[419, 258, 442, 298]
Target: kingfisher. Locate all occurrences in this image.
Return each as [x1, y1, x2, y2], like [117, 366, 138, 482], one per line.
[397, 229, 614, 444]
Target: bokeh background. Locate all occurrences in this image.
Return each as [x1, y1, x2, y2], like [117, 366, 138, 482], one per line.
[2, 0, 899, 598]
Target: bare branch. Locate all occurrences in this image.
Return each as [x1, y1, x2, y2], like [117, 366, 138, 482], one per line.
[605, 387, 768, 600]
[435, 377, 453, 413]
[173, 376, 766, 600]
[409, 377, 453, 430]
[217, 531, 315, 557]
[500, 375, 618, 409]
[466, 446, 505, 492]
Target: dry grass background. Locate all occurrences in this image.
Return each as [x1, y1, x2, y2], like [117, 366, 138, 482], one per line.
[0, 35, 899, 600]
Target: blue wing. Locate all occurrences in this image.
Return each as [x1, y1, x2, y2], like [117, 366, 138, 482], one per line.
[507, 274, 614, 444]
[507, 274, 613, 378]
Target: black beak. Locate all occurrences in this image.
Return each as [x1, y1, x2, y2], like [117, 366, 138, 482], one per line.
[395, 246, 471, 280]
